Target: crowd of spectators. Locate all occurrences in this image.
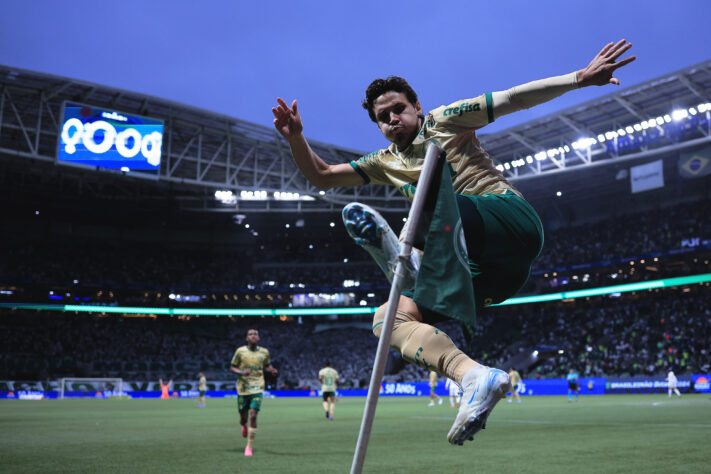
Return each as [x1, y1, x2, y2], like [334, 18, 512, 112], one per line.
[2, 285, 708, 387]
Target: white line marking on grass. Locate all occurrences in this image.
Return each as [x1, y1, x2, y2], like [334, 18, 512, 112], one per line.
[410, 416, 711, 428]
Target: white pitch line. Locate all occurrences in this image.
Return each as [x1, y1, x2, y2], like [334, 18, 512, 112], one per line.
[410, 416, 711, 428]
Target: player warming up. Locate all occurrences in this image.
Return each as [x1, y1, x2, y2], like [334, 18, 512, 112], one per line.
[445, 378, 461, 408]
[507, 367, 522, 404]
[567, 368, 580, 402]
[273, 40, 635, 445]
[197, 372, 207, 408]
[229, 328, 278, 457]
[428, 370, 443, 406]
[667, 370, 682, 398]
[159, 377, 172, 400]
[318, 362, 340, 420]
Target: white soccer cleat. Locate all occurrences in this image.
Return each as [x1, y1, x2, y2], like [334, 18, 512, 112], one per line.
[342, 202, 419, 289]
[447, 366, 511, 446]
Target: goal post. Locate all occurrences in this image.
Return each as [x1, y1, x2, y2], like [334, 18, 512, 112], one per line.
[58, 378, 124, 399]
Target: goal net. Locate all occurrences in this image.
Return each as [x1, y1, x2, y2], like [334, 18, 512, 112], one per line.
[58, 378, 124, 399]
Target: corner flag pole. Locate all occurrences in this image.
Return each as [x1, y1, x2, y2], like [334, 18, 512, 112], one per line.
[350, 143, 446, 474]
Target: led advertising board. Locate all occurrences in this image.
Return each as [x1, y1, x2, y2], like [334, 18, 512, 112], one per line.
[58, 101, 163, 175]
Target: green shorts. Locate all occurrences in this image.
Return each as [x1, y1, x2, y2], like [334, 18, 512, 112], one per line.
[463, 191, 543, 308]
[410, 190, 543, 326]
[199, 389, 206, 397]
[237, 393, 263, 413]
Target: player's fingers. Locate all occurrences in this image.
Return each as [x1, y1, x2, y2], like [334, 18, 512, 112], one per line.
[271, 107, 280, 118]
[598, 42, 614, 57]
[611, 55, 636, 70]
[606, 39, 627, 58]
[609, 77, 620, 86]
[609, 42, 632, 61]
[292, 100, 298, 115]
[276, 97, 290, 111]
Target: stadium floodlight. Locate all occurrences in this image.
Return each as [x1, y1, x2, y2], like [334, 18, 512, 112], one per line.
[350, 144, 446, 474]
[672, 109, 689, 121]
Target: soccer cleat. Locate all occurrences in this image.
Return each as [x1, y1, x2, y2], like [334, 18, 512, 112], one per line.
[329, 415, 333, 420]
[244, 446, 252, 457]
[342, 203, 420, 290]
[325, 410, 329, 419]
[447, 367, 511, 446]
[438, 398, 443, 405]
[241, 425, 248, 438]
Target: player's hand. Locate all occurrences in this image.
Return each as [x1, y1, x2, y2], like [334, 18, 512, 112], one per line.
[272, 98, 303, 141]
[241, 368, 251, 376]
[268, 367, 278, 375]
[577, 39, 636, 87]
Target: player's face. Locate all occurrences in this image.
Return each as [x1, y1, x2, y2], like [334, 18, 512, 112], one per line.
[246, 329, 260, 345]
[372, 91, 423, 149]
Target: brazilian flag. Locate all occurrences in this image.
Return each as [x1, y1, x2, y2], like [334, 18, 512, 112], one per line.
[412, 153, 476, 326]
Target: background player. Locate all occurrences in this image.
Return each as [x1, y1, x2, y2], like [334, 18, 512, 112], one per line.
[428, 370, 442, 406]
[273, 40, 634, 445]
[318, 362, 339, 420]
[667, 370, 682, 398]
[567, 368, 580, 402]
[229, 328, 278, 457]
[445, 378, 460, 408]
[158, 377, 172, 400]
[197, 372, 207, 408]
[507, 367, 522, 404]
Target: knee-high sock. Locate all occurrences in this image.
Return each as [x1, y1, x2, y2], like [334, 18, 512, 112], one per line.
[247, 427, 257, 446]
[372, 304, 471, 383]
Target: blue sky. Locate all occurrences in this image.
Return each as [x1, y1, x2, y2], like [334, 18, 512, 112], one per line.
[1, 1, 709, 153]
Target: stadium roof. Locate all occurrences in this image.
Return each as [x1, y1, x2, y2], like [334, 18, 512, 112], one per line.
[1, 60, 709, 213]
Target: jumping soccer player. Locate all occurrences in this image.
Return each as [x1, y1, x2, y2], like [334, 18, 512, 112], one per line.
[428, 370, 443, 406]
[197, 372, 207, 408]
[318, 362, 339, 420]
[507, 367, 522, 404]
[229, 328, 278, 457]
[273, 40, 635, 445]
[567, 368, 580, 402]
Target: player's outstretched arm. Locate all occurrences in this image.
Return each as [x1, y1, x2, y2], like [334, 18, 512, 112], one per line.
[266, 365, 278, 375]
[490, 39, 635, 121]
[272, 98, 363, 189]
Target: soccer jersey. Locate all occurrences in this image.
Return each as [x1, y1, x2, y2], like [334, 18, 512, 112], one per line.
[509, 370, 521, 386]
[231, 345, 271, 396]
[319, 367, 339, 392]
[198, 376, 207, 391]
[567, 372, 579, 383]
[350, 93, 520, 201]
[429, 371, 438, 387]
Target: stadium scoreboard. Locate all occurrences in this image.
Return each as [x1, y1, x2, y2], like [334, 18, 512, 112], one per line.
[57, 101, 163, 176]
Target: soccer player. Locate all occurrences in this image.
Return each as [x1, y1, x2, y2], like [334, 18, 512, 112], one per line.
[428, 370, 442, 406]
[229, 328, 278, 457]
[445, 378, 460, 408]
[667, 370, 682, 398]
[567, 368, 580, 402]
[318, 362, 339, 420]
[159, 378, 172, 400]
[507, 367, 522, 404]
[197, 372, 207, 408]
[272, 40, 634, 445]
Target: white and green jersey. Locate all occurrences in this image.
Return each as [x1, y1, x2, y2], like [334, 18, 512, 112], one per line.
[319, 367, 339, 392]
[350, 93, 520, 201]
[198, 376, 207, 391]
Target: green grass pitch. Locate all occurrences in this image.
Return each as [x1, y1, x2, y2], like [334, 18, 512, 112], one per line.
[1, 394, 709, 473]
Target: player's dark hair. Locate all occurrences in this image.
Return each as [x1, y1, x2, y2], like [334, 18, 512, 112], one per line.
[362, 76, 419, 122]
[325, 361, 331, 367]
